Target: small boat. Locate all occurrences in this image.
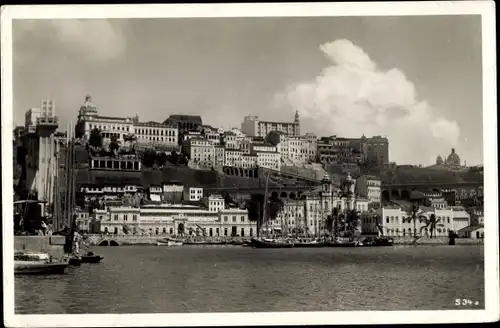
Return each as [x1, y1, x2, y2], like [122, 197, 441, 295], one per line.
[251, 238, 295, 249]
[14, 251, 68, 275]
[360, 237, 394, 247]
[67, 256, 82, 266]
[80, 252, 104, 263]
[293, 239, 327, 248]
[157, 240, 183, 246]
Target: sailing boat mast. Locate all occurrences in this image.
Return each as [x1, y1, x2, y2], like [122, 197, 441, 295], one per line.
[262, 172, 270, 238]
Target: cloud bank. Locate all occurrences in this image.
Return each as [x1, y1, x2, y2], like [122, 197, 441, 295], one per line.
[274, 39, 460, 165]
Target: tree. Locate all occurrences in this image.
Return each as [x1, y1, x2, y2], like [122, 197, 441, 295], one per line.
[168, 151, 179, 165]
[157, 152, 168, 167]
[109, 135, 120, 156]
[88, 128, 103, 149]
[141, 149, 157, 168]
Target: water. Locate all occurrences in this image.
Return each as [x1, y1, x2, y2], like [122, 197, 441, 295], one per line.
[15, 245, 484, 314]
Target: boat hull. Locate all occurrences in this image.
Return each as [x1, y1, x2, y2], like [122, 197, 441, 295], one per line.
[251, 238, 295, 248]
[81, 255, 103, 263]
[157, 241, 183, 246]
[14, 262, 68, 275]
[294, 242, 327, 248]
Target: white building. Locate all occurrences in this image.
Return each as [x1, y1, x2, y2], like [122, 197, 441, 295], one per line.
[355, 175, 381, 204]
[251, 144, 280, 170]
[241, 111, 300, 137]
[76, 95, 178, 149]
[188, 187, 204, 201]
[271, 199, 306, 236]
[95, 199, 256, 237]
[266, 131, 316, 165]
[225, 149, 245, 167]
[182, 138, 214, 169]
[378, 205, 471, 237]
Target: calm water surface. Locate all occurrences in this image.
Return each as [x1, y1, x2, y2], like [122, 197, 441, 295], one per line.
[15, 245, 484, 313]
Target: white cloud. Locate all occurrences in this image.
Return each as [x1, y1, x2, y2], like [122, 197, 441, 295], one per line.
[273, 39, 460, 165]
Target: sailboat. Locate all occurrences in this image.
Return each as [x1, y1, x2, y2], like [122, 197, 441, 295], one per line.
[251, 172, 294, 249]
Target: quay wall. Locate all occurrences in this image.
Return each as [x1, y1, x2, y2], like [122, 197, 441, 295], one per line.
[392, 236, 483, 245]
[14, 236, 66, 258]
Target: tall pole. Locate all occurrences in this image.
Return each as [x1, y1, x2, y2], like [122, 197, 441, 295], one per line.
[262, 172, 270, 238]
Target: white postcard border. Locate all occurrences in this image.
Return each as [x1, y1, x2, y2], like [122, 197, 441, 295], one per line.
[2, 2, 498, 327]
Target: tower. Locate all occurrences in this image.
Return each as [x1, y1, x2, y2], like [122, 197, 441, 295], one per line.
[294, 110, 300, 123]
[23, 100, 59, 207]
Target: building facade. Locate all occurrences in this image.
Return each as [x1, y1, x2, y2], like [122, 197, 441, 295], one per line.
[182, 138, 215, 169]
[355, 175, 381, 204]
[95, 196, 256, 237]
[361, 135, 389, 166]
[241, 111, 300, 137]
[76, 95, 178, 150]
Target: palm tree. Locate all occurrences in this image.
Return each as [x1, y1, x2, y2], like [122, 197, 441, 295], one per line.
[409, 203, 420, 238]
[429, 214, 440, 238]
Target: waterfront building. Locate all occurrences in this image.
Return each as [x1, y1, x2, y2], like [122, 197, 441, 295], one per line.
[76, 95, 178, 150]
[378, 205, 471, 237]
[95, 196, 256, 237]
[75, 208, 91, 233]
[361, 135, 389, 166]
[89, 156, 142, 171]
[355, 175, 381, 205]
[457, 225, 484, 239]
[18, 101, 59, 205]
[355, 198, 370, 212]
[241, 111, 300, 137]
[271, 199, 306, 236]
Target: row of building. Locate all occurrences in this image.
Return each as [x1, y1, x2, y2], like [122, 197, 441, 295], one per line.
[74, 174, 474, 238]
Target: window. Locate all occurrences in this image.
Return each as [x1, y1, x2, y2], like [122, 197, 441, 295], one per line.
[241, 216, 245, 222]
[232, 216, 236, 222]
[124, 215, 128, 221]
[114, 215, 118, 221]
[224, 216, 228, 222]
[386, 216, 389, 224]
[241, 228, 245, 236]
[133, 215, 137, 221]
[169, 227, 173, 235]
[216, 228, 220, 236]
[224, 228, 228, 236]
[162, 228, 166, 234]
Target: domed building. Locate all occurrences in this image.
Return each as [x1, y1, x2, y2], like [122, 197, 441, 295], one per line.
[436, 155, 444, 165]
[445, 148, 461, 167]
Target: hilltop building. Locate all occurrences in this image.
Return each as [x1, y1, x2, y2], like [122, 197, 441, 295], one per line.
[241, 111, 300, 137]
[76, 95, 178, 151]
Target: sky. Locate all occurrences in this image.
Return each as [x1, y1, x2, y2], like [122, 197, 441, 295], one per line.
[12, 16, 483, 166]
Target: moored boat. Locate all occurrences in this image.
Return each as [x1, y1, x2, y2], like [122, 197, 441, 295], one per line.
[157, 240, 183, 246]
[251, 238, 295, 248]
[14, 251, 68, 275]
[293, 239, 327, 248]
[80, 251, 104, 263]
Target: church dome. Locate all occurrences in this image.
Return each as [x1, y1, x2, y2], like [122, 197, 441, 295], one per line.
[446, 148, 461, 166]
[436, 155, 443, 165]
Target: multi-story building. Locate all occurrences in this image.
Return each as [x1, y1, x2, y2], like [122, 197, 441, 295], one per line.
[95, 195, 256, 237]
[76, 95, 178, 150]
[182, 138, 214, 169]
[361, 135, 389, 166]
[187, 187, 204, 201]
[19, 100, 59, 205]
[317, 135, 363, 165]
[378, 205, 470, 237]
[224, 149, 245, 167]
[223, 131, 238, 149]
[251, 144, 280, 171]
[213, 145, 225, 170]
[266, 131, 314, 165]
[355, 175, 381, 204]
[270, 199, 306, 236]
[199, 125, 221, 145]
[241, 111, 300, 137]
